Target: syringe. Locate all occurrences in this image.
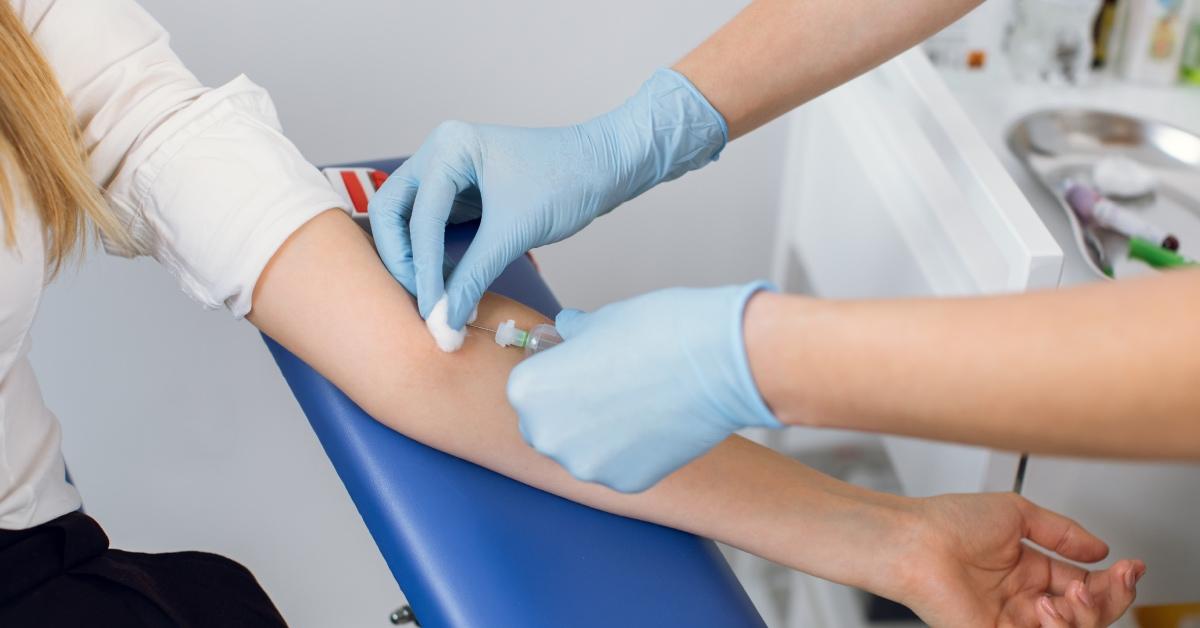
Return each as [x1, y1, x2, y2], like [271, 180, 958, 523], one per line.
[467, 320, 563, 356]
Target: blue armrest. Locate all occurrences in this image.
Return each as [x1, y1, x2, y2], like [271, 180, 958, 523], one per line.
[261, 158, 764, 628]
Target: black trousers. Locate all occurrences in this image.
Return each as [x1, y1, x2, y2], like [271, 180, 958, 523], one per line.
[0, 511, 288, 627]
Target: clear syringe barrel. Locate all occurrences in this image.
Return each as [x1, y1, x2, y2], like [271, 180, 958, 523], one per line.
[494, 320, 564, 356]
[522, 324, 563, 356]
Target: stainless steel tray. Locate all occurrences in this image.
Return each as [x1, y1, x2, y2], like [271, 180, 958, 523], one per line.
[1008, 109, 1200, 279]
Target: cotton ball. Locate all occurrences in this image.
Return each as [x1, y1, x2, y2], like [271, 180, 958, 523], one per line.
[1093, 156, 1156, 198]
[426, 295, 467, 352]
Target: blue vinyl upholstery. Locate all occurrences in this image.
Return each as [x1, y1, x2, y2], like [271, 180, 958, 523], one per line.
[261, 158, 764, 628]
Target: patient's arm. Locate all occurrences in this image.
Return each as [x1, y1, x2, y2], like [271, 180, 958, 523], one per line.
[248, 210, 1138, 626]
[248, 211, 891, 585]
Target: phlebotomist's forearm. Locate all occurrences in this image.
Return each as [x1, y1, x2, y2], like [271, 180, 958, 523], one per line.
[674, 0, 982, 139]
[745, 270, 1200, 460]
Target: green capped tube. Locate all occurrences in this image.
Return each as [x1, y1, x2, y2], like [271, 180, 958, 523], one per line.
[1128, 237, 1198, 269]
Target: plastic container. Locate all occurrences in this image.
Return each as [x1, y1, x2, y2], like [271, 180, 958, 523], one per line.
[1181, 8, 1200, 83]
[925, 1, 1012, 70]
[1007, 0, 1105, 83]
[1115, 0, 1194, 85]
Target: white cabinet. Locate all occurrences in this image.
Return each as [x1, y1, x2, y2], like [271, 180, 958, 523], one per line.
[773, 48, 1063, 500]
[774, 48, 1062, 301]
[769, 45, 1200, 610]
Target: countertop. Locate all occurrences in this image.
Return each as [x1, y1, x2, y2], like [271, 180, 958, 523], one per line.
[940, 68, 1200, 287]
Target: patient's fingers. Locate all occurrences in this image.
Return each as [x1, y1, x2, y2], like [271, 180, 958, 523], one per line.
[1048, 559, 1090, 595]
[1038, 595, 1071, 628]
[1095, 560, 1142, 625]
[1066, 580, 1100, 626]
[1043, 560, 1142, 627]
[370, 161, 420, 296]
[1041, 589, 1102, 628]
[1019, 498, 1110, 563]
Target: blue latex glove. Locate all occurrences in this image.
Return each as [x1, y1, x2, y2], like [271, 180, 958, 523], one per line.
[507, 282, 781, 493]
[369, 69, 728, 328]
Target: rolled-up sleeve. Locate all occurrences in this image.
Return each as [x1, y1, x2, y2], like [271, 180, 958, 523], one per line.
[19, 0, 344, 317]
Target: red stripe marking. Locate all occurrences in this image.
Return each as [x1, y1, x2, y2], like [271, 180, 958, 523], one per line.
[341, 171, 370, 213]
[370, 170, 389, 190]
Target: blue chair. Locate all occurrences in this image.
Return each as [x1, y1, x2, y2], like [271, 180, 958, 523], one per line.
[262, 158, 765, 628]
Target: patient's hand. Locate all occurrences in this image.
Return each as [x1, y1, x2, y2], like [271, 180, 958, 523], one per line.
[898, 493, 1139, 627]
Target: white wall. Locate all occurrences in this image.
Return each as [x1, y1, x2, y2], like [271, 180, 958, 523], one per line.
[30, 1, 785, 626]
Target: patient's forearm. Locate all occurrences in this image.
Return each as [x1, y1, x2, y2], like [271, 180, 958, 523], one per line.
[248, 210, 913, 598]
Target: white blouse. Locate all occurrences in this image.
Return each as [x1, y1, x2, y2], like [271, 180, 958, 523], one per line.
[0, 0, 344, 529]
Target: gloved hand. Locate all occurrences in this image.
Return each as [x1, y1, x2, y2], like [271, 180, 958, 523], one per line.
[507, 282, 781, 493]
[369, 69, 728, 329]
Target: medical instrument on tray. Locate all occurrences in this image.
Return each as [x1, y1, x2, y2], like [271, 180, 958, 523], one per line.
[1083, 230, 1114, 278]
[1093, 156, 1157, 198]
[1128, 237, 1199, 269]
[1062, 180, 1179, 251]
[467, 321, 563, 356]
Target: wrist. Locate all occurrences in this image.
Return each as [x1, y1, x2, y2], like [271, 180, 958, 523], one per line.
[743, 291, 805, 425]
[594, 69, 728, 202]
[865, 494, 1001, 618]
[868, 496, 940, 608]
[744, 291, 858, 429]
[724, 281, 782, 429]
[810, 491, 927, 603]
[854, 494, 944, 610]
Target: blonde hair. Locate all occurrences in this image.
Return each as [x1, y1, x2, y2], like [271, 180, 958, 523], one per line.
[0, 1, 127, 277]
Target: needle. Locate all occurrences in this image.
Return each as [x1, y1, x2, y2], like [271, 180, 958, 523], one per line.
[466, 322, 497, 334]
